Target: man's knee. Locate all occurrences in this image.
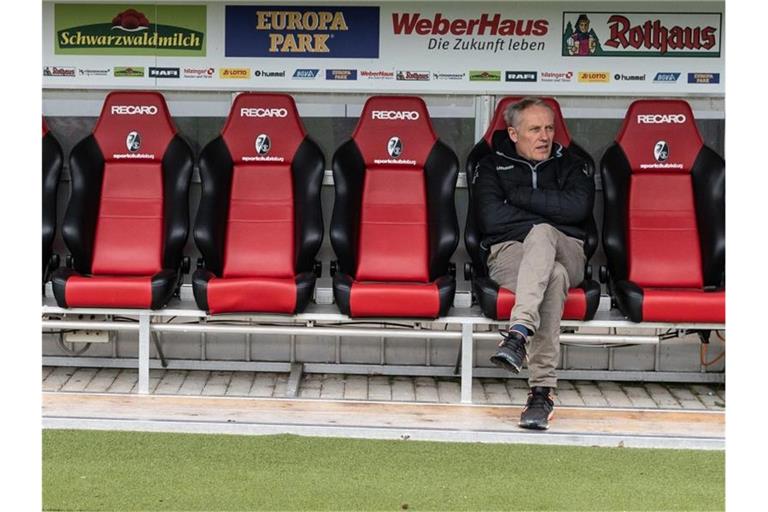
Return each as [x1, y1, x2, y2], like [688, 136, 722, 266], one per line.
[525, 223, 558, 245]
[549, 262, 570, 292]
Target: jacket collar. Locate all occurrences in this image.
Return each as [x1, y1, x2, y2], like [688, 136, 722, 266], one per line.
[494, 136, 564, 166]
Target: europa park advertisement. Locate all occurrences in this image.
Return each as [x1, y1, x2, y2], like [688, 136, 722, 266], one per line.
[54, 4, 206, 56]
[43, 2, 724, 94]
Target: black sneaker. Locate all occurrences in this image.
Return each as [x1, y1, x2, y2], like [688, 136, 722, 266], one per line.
[519, 386, 555, 430]
[489, 328, 527, 373]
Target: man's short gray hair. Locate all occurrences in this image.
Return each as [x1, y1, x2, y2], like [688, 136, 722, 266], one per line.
[503, 97, 554, 129]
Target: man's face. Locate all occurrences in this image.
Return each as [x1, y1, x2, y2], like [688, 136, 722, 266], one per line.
[508, 105, 555, 161]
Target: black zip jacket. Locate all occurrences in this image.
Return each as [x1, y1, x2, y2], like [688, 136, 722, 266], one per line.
[473, 136, 594, 249]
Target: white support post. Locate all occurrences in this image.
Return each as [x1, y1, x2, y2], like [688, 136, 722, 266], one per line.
[138, 313, 150, 395]
[460, 323, 474, 404]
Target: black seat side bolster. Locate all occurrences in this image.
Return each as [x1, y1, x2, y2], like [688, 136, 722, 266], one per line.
[194, 136, 234, 276]
[162, 134, 195, 271]
[568, 142, 599, 260]
[424, 140, 460, 281]
[691, 146, 726, 288]
[330, 140, 365, 276]
[292, 136, 325, 274]
[62, 135, 105, 275]
[191, 268, 215, 312]
[600, 144, 632, 282]
[43, 131, 63, 274]
[151, 269, 181, 310]
[332, 272, 355, 316]
[435, 275, 456, 317]
[51, 268, 78, 308]
[472, 276, 500, 320]
[464, 140, 492, 277]
[614, 280, 644, 322]
[581, 279, 602, 321]
[294, 272, 317, 314]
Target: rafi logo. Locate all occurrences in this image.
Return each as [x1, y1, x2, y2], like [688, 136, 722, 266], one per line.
[255, 134, 271, 155]
[505, 71, 537, 82]
[653, 72, 681, 83]
[688, 73, 720, 84]
[225, 6, 379, 58]
[240, 107, 289, 118]
[292, 68, 319, 79]
[637, 114, 687, 124]
[654, 140, 669, 162]
[111, 105, 158, 115]
[149, 67, 180, 78]
[126, 131, 141, 152]
[387, 137, 403, 158]
[371, 111, 420, 121]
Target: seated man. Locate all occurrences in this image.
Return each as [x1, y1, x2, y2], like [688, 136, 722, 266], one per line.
[473, 97, 594, 430]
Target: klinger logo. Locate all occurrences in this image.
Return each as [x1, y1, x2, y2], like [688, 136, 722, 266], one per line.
[111, 105, 158, 115]
[255, 134, 271, 155]
[371, 110, 420, 121]
[126, 131, 141, 152]
[637, 114, 687, 124]
[240, 107, 288, 118]
[654, 140, 669, 162]
[387, 137, 403, 158]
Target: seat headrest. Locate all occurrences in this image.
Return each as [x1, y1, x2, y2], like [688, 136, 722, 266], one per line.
[484, 97, 572, 147]
[352, 96, 437, 168]
[222, 93, 307, 165]
[93, 91, 177, 162]
[616, 99, 703, 174]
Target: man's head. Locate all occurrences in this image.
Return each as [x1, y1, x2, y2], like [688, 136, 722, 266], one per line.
[503, 97, 555, 162]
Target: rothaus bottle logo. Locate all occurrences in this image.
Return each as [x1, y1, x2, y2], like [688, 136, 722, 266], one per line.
[126, 131, 141, 152]
[387, 136, 403, 158]
[255, 134, 271, 155]
[654, 140, 669, 162]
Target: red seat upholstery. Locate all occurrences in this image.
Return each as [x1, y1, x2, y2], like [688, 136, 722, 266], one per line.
[43, 118, 63, 282]
[331, 96, 459, 318]
[51, 91, 193, 309]
[192, 93, 324, 314]
[601, 99, 725, 323]
[465, 97, 601, 321]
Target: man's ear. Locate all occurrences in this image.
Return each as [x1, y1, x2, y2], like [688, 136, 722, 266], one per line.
[507, 126, 518, 143]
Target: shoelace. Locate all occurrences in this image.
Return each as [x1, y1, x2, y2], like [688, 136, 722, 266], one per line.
[499, 330, 527, 355]
[526, 392, 553, 411]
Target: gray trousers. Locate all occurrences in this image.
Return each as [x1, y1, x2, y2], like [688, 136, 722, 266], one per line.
[487, 224, 585, 388]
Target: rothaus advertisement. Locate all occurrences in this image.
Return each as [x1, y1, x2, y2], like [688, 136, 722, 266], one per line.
[42, 1, 724, 94]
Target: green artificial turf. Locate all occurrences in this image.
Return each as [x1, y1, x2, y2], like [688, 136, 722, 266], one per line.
[43, 429, 723, 511]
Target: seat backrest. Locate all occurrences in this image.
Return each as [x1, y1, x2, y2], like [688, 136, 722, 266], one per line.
[601, 99, 725, 288]
[63, 91, 193, 276]
[464, 96, 597, 276]
[194, 93, 324, 278]
[43, 118, 63, 273]
[331, 96, 458, 282]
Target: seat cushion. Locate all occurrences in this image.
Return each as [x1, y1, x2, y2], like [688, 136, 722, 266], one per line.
[473, 276, 600, 321]
[193, 270, 315, 315]
[51, 268, 177, 309]
[615, 280, 724, 323]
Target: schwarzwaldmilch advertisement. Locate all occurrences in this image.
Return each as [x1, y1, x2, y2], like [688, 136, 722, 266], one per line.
[42, 1, 724, 95]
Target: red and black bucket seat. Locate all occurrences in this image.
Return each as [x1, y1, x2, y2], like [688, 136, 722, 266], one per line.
[464, 97, 601, 321]
[600, 99, 725, 323]
[192, 93, 324, 314]
[51, 91, 193, 309]
[330, 96, 459, 318]
[43, 118, 63, 283]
